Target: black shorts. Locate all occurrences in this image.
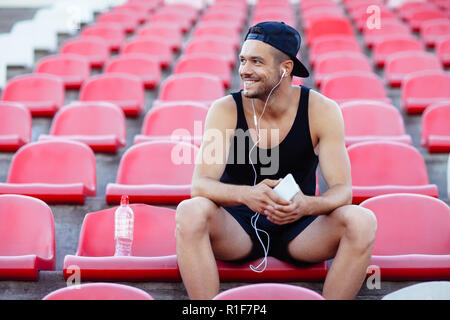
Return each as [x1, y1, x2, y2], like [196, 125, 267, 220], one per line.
[223, 204, 318, 267]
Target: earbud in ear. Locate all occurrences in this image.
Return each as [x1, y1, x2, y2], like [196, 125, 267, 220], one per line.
[282, 68, 287, 78]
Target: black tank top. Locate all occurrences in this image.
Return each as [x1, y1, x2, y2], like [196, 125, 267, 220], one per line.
[219, 86, 318, 196]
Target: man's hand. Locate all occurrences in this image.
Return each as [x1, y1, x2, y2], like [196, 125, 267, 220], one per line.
[263, 187, 313, 225]
[243, 179, 292, 214]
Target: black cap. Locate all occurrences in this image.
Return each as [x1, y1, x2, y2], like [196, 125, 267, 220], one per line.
[244, 21, 309, 78]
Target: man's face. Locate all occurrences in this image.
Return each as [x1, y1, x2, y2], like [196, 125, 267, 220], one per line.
[239, 40, 280, 99]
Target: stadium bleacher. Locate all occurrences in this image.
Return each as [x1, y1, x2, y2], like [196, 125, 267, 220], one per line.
[0, 0, 449, 300]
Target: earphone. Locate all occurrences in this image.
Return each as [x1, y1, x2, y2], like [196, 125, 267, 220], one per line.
[248, 68, 286, 273]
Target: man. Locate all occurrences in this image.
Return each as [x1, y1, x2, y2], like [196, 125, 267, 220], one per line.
[175, 21, 377, 300]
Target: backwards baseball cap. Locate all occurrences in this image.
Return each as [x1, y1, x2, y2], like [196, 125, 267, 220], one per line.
[244, 21, 309, 78]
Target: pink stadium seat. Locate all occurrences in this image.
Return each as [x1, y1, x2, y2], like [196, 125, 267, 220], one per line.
[421, 19, 450, 47]
[436, 38, 450, 67]
[136, 24, 183, 51]
[401, 70, 450, 114]
[174, 55, 231, 88]
[306, 17, 354, 46]
[157, 73, 225, 104]
[213, 283, 325, 300]
[104, 54, 161, 89]
[0, 140, 97, 204]
[373, 36, 425, 68]
[60, 37, 110, 68]
[385, 51, 443, 87]
[183, 38, 236, 68]
[111, 4, 149, 24]
[408, 10, 448, 32]
[39, 102, 126, 153]
[421, 101, 450, 153]
[121, 38, 173, 69]
[362, 21, 411, 48]
[398, 1, 438, 21]
[341, 100, 412, 146]
[157, 4, 199, 24]
[201, 11, 245, 27]
[80, 23, 126, 51]
[360, 194, 450, 280]
[105, 141, 197, 205]
[348, 141, 438, 204]
[0, 102, 31, 151]
[195, 20, 243, 36]
[320, 72, 390, 104]
[309, 35, 361, 67]
[148, 11, 192, 33]
[1, 73, 64, 117]
[35, 54, 91, 89]
[96, 11, 140, 33]
[192, 25, 240, 49]
[43, 283, 154, 300]
[79, 73, 145, 116]
[0, 194, 55, 280]
[134, 102, 208, 146]
[63, 204, 180, 281]
[302, 8, 346, 30]
[314, 52, 372, 87]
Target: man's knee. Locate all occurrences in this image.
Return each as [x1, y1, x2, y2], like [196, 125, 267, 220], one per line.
[175, 196, 218, 239]
[334, 205, 377, 252]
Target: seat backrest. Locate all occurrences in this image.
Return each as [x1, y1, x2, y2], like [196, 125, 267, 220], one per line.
[184, 39, 235, 56]
[315, 52, 372, 74]
[7, 140, 96, 193]
[104, 54, 160, 77]
[80, 23, 125, 43]
[79, 73, 145, 104]
[0, 194, 54, 259]
[158, 73, 225, 102]
[213, 283, 325, 300]
[76, 204, 176, 257]
[374, 37, 424, 55]
[35, 54, 90, 77]
[310, 35, 361, 57]
[360, 194, 450, 255]
[174, 55, 230, 75]
[386, 51, 442, 74]
[402, 71, 450, 98]
[341, 100, 406, 136]
[421, 101, 450, 141]
[0, 102, 31, 138]
[1, 73, 64, 106]
[43, 283, 154, 300]
[141, 103, 208, 136]
[50, 102, 126, 139]
[121, 38, 172, 56]
[362, 21, 411, 36]
[60, 37, 109, 57]
[136, 24, 182, 39]
[348, 141, 430, 186]
[115, 141, 197, 185]
[307, 17, 354, 45]
[321, 71, 387, 101]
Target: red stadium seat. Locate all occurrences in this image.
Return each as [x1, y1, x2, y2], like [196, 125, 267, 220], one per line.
[192, 25, 240, 49]
[136, 24, 183, 51]
[148, 11, 192, 33]
[105, 141, 197, 204]
[0, 194, 55, 280]
[80, 23, 126, 52]
[157, 73, 225, 104]
[360, 194, 450, 280]
[174, 55, 231, 88]
[401, 70, 450, 114]
[397, 1, 438, 21]
[1, 73, 64, 117]
[79, 73, 145, 116]
[436, 38, 450, 67]
[104, 54, 161, 89]
[43, 283, 154, 300]
[134, 102, 208, 146]
[39, 102, 126, 153]
[60, 37, 110, 68]
[320, 72, 390, 104]
[362, 21, 411, 48]
[157, 4, 199, 24]
[341, 100, 412, 146]
[201, 11, 246, 27]
[121, 38, 173, 69]
[111, 4, 150, 24]
[306, 17, 354, 46]
[421, 101, 450, 153]
[408, 10, 448, 32]
[35, 54, 91, 89]
[96, 11, 140, 33]
[309, 35, 361, 67]
[213, 283, 325, 300]
[348, 141, 438, 204]
[373, 36, 425, 68]
[385, 51, 443, 87]
[314, 52, 372, 87]
[0, 140, 97, 204]
[421, 19, 450, 47]
[63, 204, 180, 281]
[183, 38, 236, 68]
[0, 102, 31, 151]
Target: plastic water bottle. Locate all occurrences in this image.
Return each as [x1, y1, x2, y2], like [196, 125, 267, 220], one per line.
[114, 195, 134, 256]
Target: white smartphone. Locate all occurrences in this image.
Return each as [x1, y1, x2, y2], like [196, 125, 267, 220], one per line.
[273, 173, 300, 201]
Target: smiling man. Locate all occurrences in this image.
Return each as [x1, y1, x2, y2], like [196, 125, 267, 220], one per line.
[175, 21, 377, 300]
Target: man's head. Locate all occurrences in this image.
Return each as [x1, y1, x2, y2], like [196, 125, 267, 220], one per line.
[239, 21, 309, 99]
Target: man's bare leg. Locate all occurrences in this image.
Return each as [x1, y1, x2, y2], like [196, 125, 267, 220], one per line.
[175, 197, 254, 300]
[287, 205, 377, 300]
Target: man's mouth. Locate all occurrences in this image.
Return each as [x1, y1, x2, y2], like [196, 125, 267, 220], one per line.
[243, 79, 258, 88]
